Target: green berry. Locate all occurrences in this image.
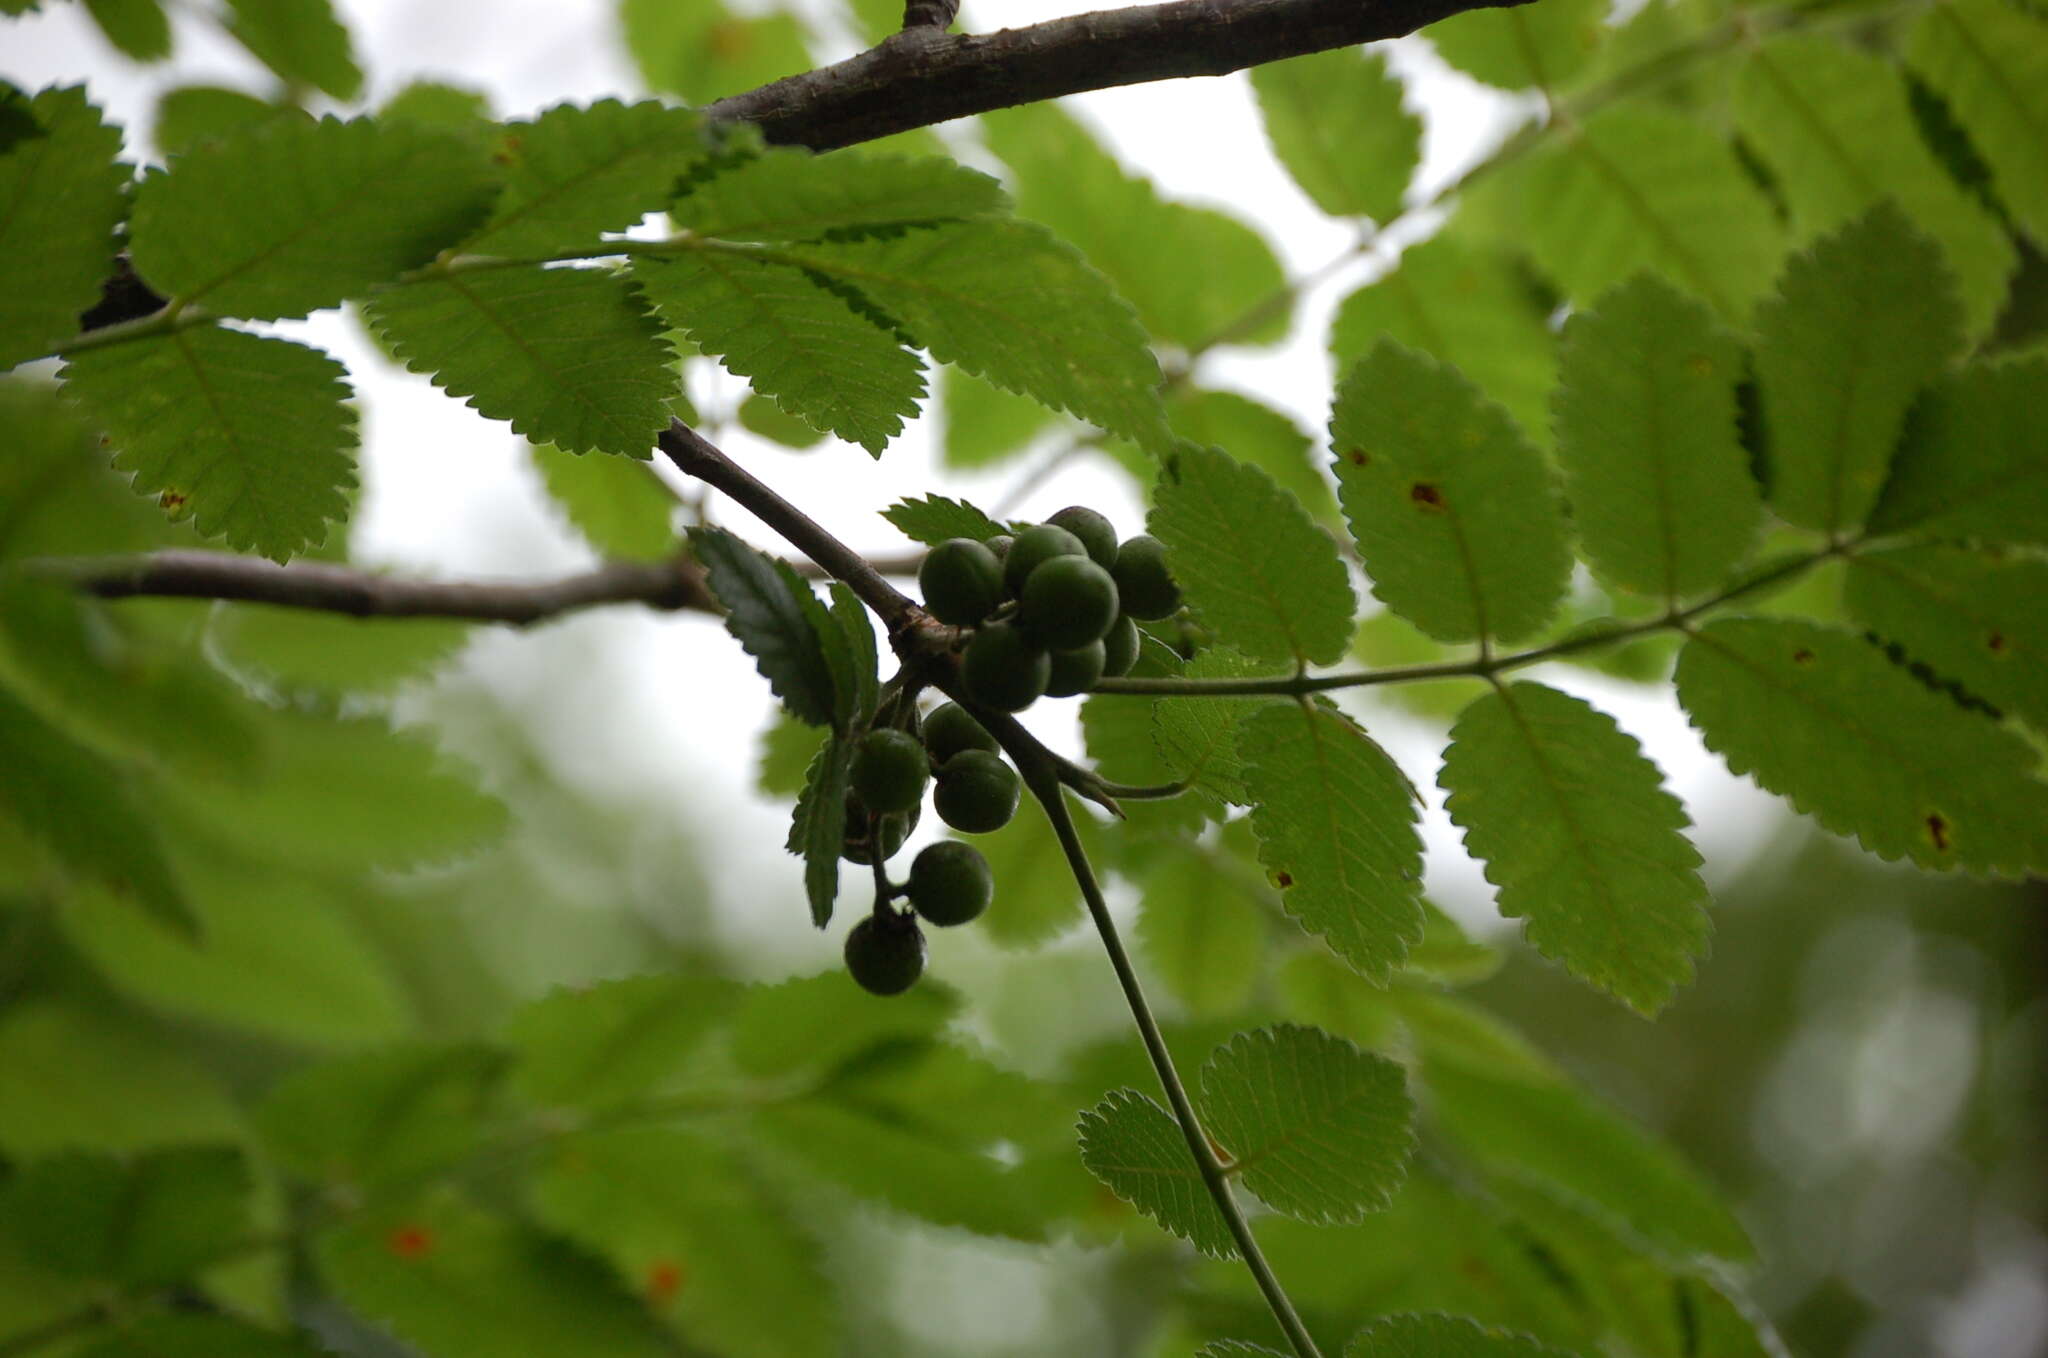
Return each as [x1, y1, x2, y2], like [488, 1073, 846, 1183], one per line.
[1002, 523, 1088, 597]
[1111, 534, 1181, 620]
[1018, 554, 1119, 651]
[1045, 640, 1106, 697]
[1101, 614, 1140, 678]
[850, 728, 929, 815]
[962, 621, 1050, 713]
[984, 533, 1014, 562]
[1046, 506, 1120, 570]
[922, 702, 999, 764]
[907, 841, 993, 926]
[933, 749, 1021, 834]
[841, 800, 918, 865]
[919, 538, 1005, 626]
[844, 911, 925, 995]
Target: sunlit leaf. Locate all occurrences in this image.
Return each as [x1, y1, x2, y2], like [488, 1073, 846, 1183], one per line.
[1427, 0, 1606, 90]
[1906, 0, 2048, 244]
[1251, 47, 1419, 222]
[618, 0, 811, 103]
[531, 440, 677, 560]
[670, 146, 1009, 240]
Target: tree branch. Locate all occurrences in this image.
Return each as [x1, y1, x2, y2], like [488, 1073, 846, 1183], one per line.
[707, 0, 1536, 151]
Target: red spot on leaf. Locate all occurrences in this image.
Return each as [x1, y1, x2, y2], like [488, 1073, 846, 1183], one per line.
[645, 1259, 684, 1303]
[1926, 813, 1951, 853]
[1409, 482, 1445, 510]
[385, 1224, 434, 1259]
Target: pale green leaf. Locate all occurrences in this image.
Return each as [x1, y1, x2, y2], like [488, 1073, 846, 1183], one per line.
[366, 265, 675, 457]
[82, 0, 172, 60]
[129, 116, 496, 319]
[1080, 679, 1209, 838]
[0, 1001, 240, 1156]
[1240, 702, 1424, 982]
[0, 1146, 247, 1285]
[1736, 33, 2015, 336]
[211, 604, 469, 694]
[1675, 617, 2048, 875]
[736, 390, 827, 448]
[619, 0, 811, 104]
[635, 248, 923, 454]
[779, 220, 1171, 449]
[1152, 647, 1282, 806]
[941, 364, 1055, 469]
[787, 733, 852, 927]
[727, 969, 954, 1078]
[1907, 0, 2048, 244]
[0, 87, 126, 368]
[258, 1043, 500, 1186]
[1868, 356, 2048, 546]
[531, 440, 676, 560]
[1077, 1088, 1237, 1256]
[1439, 682, 1711, 1014]
[1168, 387, 1335, 525]
[1346, 1312, 1576, 1357]
[1428, 0, 1607, 90]
[670, 146, 1009, 240]
[1332, 341, 1572, 643]
[690, 526, 840, 727]
[1137, 852, 1266, 1016]
[222, 0, 362, 100]
[1404, 900, 1504, 987]
[1553, 275, 1759, 600]
[1842, 544, 2048, 730]
[464, 99, 709, 257]
[1754, 206, 1964, 534]
[378, 80, 493, 133]
[153, 86, 296, 158]
[504, 973, 741, 1112]
[75, 1315, 328, 1358]
[1149, 443, 1355, 666]
[971, 797, 1106, 947]
[1251, 47, 1419, 222]
[1201, 1024, 1413, 1224]
[881, 493, 1008, 546]
[757, 712, 826, 797]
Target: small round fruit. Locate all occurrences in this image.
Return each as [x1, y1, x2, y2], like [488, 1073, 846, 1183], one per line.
[922, 701, 999, 764]
[984, 533, 1014, 562]
[1018, 554, 1119, 651]
[933, 749, 1022, 834]
[907, 840, 994, 927]
[1002, 523, 1088, 597]
[919, 538, 1005, 626]
[962, 621, 1050, 713]
[1111, 534, 1182, 620]
[850, 728, 929, 815]
[1046, 506, 1120, 570]
[841, 800, 918, 865]
[1101, 614, 1140, 678]
[1045, 640, 1106, 698]
[844, 911, 925, 995]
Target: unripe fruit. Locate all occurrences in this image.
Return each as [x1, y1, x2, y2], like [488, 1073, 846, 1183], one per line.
[1002, 523, 1088, 597]
[922, 701, 999, 764]
[907, 840, 994, 926]
[850, 728, 929, 815]
[844, 911, 925, 995]
[984, 534, 1014, 563]
[919, 538, 1005, 626]
[933, 749, 1021, 834]
[841, 800, 918, 865]
[1101, 614, 1140, 678]
[1046, 505, 1120, 571]
[1018, 554, 1119, 651]
[1045, 640, 1106, 697]
[962, 621, 1050, 713]
[1111, 534, 1181, 620]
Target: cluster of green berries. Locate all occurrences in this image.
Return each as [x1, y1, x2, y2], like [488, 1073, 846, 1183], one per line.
[839, 702, 1019, 996]
[917, 506, 1182, 713]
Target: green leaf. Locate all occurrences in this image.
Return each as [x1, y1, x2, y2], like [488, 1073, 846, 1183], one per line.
[1907, 0, 2048, 245]
[1152, 647, 1280, 807]
[75, 1315, 330, 1358]
[379, 80, 493, 133]
[1168, 387, 1336, 525]
[1553, 275, 1759, 600]
[1675, 617, 2048, 876]
[1077, 1088, 1236, 1256]
[635, 248, 923, 454]
[1329, 232, 1557, 449]
[941, 365, 1055, 469]
[221, 0, 362, 100]
[736, 390, 827, 448]
[0, 1000, 241, 1156]
[1427, 0, 1607, 90]
[881, 493, 1008, 547]
[464, 99, 709, 257]
[826, 582, 878, 730]
[1736, 33, 2016, 337]
[1439, 682, 1711, 1015]
[787, 733, 852, 927]
[1149, 443, 1355, 666]
[258, 1042, 500, 1186]
[1754, 206, 1964, 535]
[1251, 47, 1419, 222]
[619, 0, 812, 104]
[529, 1128, 833, 1358]
[82, 0, 173, 60]
[1346, 1312, 1576, 1357]
[1137, 852, 1267, 1016]
[690, 526, 841, 727]
[128, 116, 495, 319]
[1201, 1024, 1413, 1224]
[1868, 356, 2048, 546]
[1199, 1343, 1290, 1358]
[60, 326, 355, 560]
[982, 103, 1289, 349]
[366, 265, 675, 457]
[777, 220, 1171, 449]
[1332, 341, 1572, 644]
[757, 712, 826, 796]
[1842, 544, 2048, 730]
[504, 973, 741, 1112]
[0, 87, 128, 369]
[971, 797, 1106, 948]
[531, 440, 677, 560]
[153, 86, 295, 158]
[727, 969, 954, 1078]
[671, 146, 1009, 240]
[1240, 702, 1424, 982]
[0, 1146, 247, 1284]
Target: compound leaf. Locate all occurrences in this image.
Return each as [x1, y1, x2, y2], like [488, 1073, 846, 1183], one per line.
[1906, 0, 2048, 245]
[1675, 617, 2048, 876]
[1553, 275, 1759, 600]
[1439, 682, 1711, 1015]
[1868, 356, 2048, 546]
[671, 146, 1009, 240]
[1332, 341, 1571, 644]
[367, 265, 674, 457]
[221, 0, 362, 100]
[1346, 1313, 1576, 1357]
[690, 526, 841, 728]
[1077, 1088, 1236, 1257]
[0, 86, 127, 369]
[880, 493, 1008, 546]
[0, 1146, 247, 1286]
[1842, 544, 2048, 731]
[1152, 647, 1280, 806]
[1240, 702, 1424, 982]
[1150, 443, 1355, 666]
[530, 440, 676, 560]
[1251, 47, 1419, 223]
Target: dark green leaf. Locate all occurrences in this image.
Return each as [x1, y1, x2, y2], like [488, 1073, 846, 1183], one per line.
[153, 86, 296, 157]
[1251, 47, 1419, 222]
[880, 493, 1008, 546]
[75, 1315, 329, 1358]
[258, 1043, 500, 1186]
[1077, 1088, 1237, 1256]
[0, 87, 127, 369]
[221, 0, 362, 100]
[787, 733, 852, 926]
[1842, 544, 2048, 730]
[504, 973, 740, 1112]
[1869, 356, 2048, 546]
[465, 99, 709, 257]
[0, 1146, 247, 1284]
[826, 583, 878, 730]
[671, 146, 1009, 240]
[1346, 1312, 1576, 1357]
[690, 526, 841, 727]
[1907, 0, 2048, 244]
[82, 0, 172, 60]
[0, 1000, 241, 1156]
[531, 440, 677, 560]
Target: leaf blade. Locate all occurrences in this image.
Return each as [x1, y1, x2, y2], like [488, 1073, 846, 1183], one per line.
[1077, 1088, 1237, 1257]
[0, 86, 128, 369]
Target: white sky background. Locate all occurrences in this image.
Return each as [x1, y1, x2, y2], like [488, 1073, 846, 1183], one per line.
[4, 0, 1796, 981]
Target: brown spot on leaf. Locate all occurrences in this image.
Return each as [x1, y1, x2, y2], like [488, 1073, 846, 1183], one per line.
[1926, 813, 1950, 853]
[1409, 482, 1445, 511]
[708, 19, 751, 57]
[158, 490, 188, 511]
[1791, 648, 1814, 665]
[1346, 448, 1369, 466]
[385, 1224, 434, 1259]
[1272, 869, 1293, 889]
[645, 1259, 684, 1303]
[1987, 631, 2006, 654]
